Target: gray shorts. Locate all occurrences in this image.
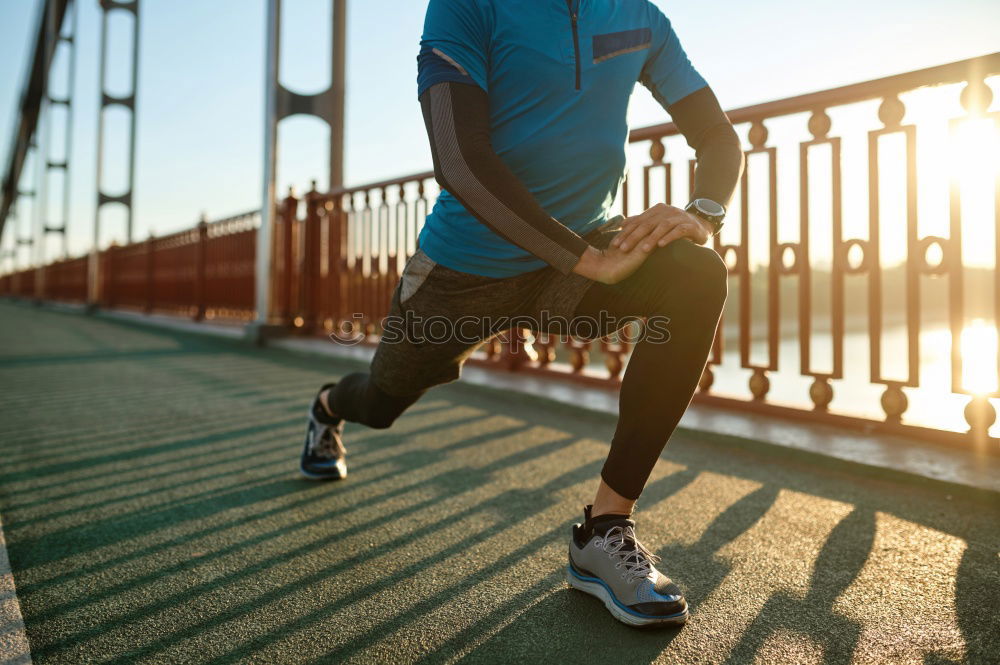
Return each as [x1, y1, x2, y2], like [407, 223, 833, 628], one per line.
[370, 220, 621, 396]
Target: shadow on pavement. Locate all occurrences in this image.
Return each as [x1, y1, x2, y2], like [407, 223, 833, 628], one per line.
[0, 301, 998, 664]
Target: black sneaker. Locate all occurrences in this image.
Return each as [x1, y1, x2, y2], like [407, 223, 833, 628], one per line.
[300, 383, 347, 480]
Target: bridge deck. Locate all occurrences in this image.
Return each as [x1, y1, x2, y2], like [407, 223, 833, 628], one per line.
[0, 301, 997, 664]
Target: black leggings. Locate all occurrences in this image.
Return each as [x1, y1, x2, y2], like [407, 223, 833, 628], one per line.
[328, 239, 727, 501]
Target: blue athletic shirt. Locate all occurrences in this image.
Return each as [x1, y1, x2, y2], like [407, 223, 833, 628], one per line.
[416, 0, 708, 277]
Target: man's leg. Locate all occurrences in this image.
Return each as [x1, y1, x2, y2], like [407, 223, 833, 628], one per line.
[301, 343, 473, 480]
[572, 239, 728, 513]
[301, 248, 509, 479]
[564, 240, 726, 626]
[320, 373, 424, 430]
[299, 371, 424, 480]
[301, 329, 481, 480]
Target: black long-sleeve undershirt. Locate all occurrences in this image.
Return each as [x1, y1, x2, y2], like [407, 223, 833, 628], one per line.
[666, 86, 745, 206]
[418, 80, 743, 274]
[420, 82, 589, 275]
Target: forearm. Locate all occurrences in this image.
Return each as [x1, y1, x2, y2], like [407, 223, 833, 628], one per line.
[668, 86, 745, 207]
[690, 124, 744, 206]
[419, 81, 589, 274]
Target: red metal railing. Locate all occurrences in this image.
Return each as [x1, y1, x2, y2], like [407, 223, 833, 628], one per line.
[3, 53, 999, 452]
[273, 174, 435, 334]
[3, 210, 258, 320]
[2, 267, 36, 299]
[202, 212, 257, 319]
[275, 53, 1000, 451]
[42, 255, 88, 302]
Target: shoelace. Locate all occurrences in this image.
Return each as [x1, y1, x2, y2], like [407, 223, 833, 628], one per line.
[311, 420, 345, 459]
[594, 525, 661, 583]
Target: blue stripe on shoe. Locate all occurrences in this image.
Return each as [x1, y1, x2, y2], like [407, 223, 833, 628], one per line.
[567, 563, 688, 620]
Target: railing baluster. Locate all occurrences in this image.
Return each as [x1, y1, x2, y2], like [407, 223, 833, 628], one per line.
[145, 233, 154, 314]
[868, 95, 918, 423]
[277, 188, 297, 326]
[954, 78, 1000, 440]
[740, 120, 780, 401]
[362, 189, 374, 336]
[799, 109, 842, 411]
[194, 220, 208, 320]
[300, 182, 322, 333]
[349, 192, 362, 336]
[642, 138, 670, 210]
[377, 186, 390, 325]
[325, 194, 342, 332]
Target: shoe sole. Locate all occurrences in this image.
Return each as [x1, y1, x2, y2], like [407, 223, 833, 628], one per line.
[566, 565, 689, 628]
[298, 459, 348, 481]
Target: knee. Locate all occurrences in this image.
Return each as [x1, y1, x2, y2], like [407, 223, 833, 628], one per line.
[694, 245, 729, 308]
[658, 240, 728, 308]
[362, 381, 421, 429]
[365, 412, 399, 430]
[361, 396, 406, 429]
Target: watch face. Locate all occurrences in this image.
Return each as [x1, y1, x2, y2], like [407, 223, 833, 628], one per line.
[696, 199, 725, 216]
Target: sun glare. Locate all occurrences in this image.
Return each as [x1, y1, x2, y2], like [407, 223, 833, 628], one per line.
[960, 318, 999, 395]
[948, 115, 1000, 188]
[950, 112, 1000, 396]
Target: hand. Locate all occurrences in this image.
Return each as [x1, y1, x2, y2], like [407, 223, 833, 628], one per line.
[572, 245, 650, 285]
[611, 203, 712, 252]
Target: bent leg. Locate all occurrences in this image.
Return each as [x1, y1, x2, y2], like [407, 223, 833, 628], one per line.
[326, 373, 425, 430]
[322, 326, 483, 431]
[323, 284, 496, 431]
[322, 251, 499, 431]
[571, 239, 728, 501]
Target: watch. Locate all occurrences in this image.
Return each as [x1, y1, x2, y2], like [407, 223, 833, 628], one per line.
[685, 198, 726, 235]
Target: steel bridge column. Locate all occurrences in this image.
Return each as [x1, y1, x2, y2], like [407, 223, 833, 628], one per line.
[255, 0, 281, 329]
[16, 144, 36, 272]
[91, 0, 140, 306]
[330, 0, 346, 190]
[253, 0, 347, 331]
[2, 201, 28, 275]
[36, 0, 78, 262]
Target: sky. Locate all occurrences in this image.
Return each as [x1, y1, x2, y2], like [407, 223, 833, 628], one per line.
[0, 0, 999, 264]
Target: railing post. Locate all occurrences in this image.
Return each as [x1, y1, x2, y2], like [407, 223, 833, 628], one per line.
[279, 187, 297, 326]
[600, 336, 630, 381]
[194, 216, 208, 320]
[327, 194, 344, 332]
[86, 248, 99, 311]
[105, 244, 117, 309]
[299, 181, 322, 333]
[145, 233, 155, 314]
[35, 264, 45, 303]
[567, 337, 592, 374]
[500, 328, 536, 371]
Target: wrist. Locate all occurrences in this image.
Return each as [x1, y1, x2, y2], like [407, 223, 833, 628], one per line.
[693, 216, 715, 239]
[685, 198, 726, 236]
[572, 246, 606, 280]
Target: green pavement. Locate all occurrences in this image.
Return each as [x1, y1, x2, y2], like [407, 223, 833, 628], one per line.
[0, 300, 998, 664]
